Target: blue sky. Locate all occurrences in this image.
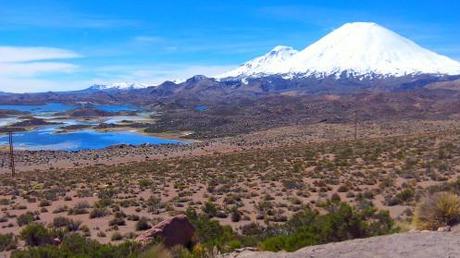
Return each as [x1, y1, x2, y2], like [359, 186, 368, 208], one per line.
[0, 0, 459, 92]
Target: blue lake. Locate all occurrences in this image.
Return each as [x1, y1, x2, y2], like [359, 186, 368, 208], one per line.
[0, 103, 76, 114]
[194, 105, 208, 112]
[0, 127, 181, 151]
[0, 102, 140, 115]
[0, 103, 181, 151]
[92, 104, 139, 112]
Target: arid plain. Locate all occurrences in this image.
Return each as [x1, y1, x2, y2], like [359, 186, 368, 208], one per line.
[2, 118, 460, 255]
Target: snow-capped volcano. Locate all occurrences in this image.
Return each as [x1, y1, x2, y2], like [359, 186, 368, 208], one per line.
[218, 22, 460, 79]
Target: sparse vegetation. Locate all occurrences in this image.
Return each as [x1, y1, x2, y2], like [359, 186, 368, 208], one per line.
[2, 120, 460, 256]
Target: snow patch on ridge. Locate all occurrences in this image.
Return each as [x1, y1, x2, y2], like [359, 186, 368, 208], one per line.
[217, 45, 298, 78]
[88, 82, 151, 90]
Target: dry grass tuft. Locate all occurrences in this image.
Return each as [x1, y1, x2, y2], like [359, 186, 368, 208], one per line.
[414, 192, 460, 230]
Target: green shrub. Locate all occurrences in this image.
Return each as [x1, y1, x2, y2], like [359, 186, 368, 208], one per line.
[146, 196, 162, 213]
[138, 244, 173, 258]
[12, 233, 140, 258]
[138, 179, 153, 188]
[261, 231, 317, 252]
[388, 188, 415, 206]
[227, 240, 242, 250]
[90, 208, 109, 219]
[231, 208, 241, 222]
[39, 200, 51, 207]
[111, 232, 123, 241]
[52, 216, 81, 231]
[202, 201, 218, 218]
[186, 207, 236, 251]
[0, 233, 17, 251]
[53, 206, 68, 214]
[260, 202, 396, 252]
[135, 217, 151, 231]
[17, 212, 38, 226]
[109, 217, 126, 226]
[19, 223, 54, 247]
[81, 225, 91, 237]
[95, 198, 112, 208]
[68, 201, 90, 215]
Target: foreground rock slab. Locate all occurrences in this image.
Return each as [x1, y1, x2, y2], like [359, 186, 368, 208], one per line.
[224, 232, 460, 258]
[135, 215, 195, 247]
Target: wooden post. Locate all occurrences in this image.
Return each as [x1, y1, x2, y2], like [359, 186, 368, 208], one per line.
[8, 131, 15, 177]
[354, 111, 358, 141]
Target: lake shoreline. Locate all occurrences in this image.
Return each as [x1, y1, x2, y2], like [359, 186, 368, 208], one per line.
[0, 102, 192, 151]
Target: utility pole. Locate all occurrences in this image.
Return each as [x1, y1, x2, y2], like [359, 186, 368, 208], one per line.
[8, 131, 15, 177]
[354, 111, 358, 141]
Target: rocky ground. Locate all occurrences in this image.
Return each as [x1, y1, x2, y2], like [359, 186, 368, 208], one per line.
[2, 118, 460, 257]
[225, 231, 460, 258]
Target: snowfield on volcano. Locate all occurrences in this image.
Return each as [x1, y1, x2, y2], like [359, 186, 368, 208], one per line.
[218, 22, 460, 79]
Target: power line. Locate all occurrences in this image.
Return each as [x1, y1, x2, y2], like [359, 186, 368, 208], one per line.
[8, 131, 15, 177]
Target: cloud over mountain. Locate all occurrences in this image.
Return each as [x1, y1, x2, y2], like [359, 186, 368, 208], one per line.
[0, 46, 81, 92]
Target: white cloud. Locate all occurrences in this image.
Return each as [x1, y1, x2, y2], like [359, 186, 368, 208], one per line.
[0, 46, 81, 93]
[0, 46, 238, 93]
[133, 36, 165, 44]
[0, 78, 90, 93]
[91, 64, 237, 86]
[0, 63, 237, 93]
[0, 46, 81, 62]
[0, 62, 78, 77]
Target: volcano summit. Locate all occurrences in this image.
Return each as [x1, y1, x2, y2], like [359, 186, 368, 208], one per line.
[219, 22, 460, 80]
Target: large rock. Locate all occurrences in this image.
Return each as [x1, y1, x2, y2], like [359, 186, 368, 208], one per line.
[135, 215, 195, 247]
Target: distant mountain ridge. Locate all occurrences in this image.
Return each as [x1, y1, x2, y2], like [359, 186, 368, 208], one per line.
[87, 82, 152, 91]
[2, 22, 460, 96]
[218, 22, 460, 80]
[218, 45, 299, 80]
